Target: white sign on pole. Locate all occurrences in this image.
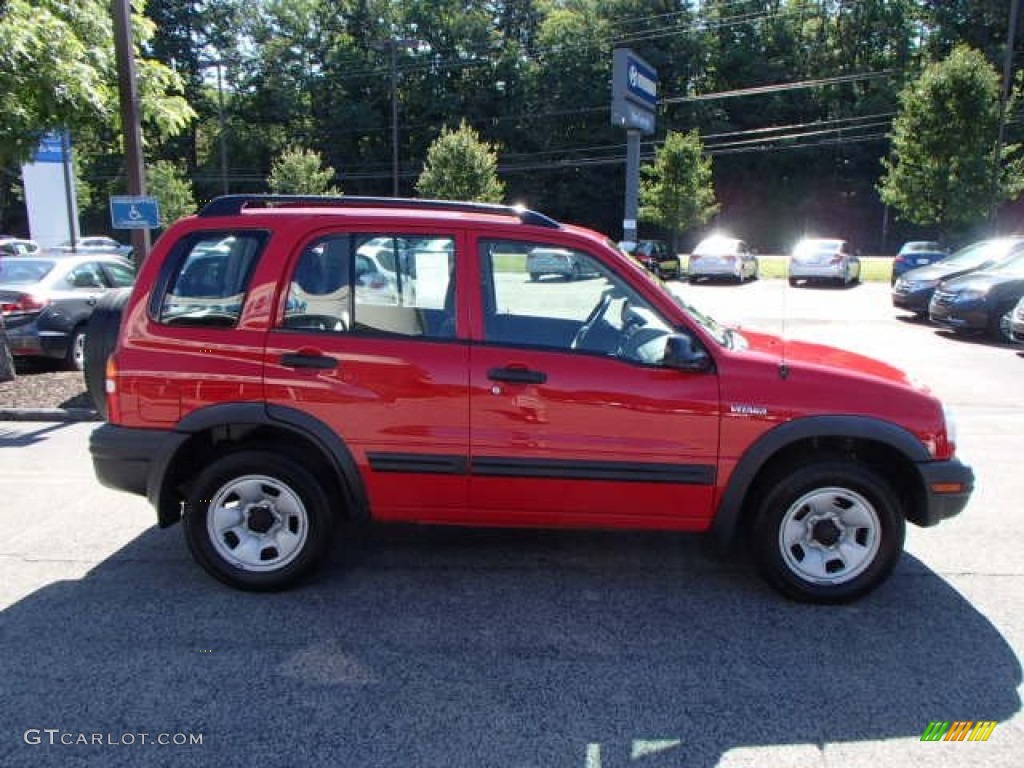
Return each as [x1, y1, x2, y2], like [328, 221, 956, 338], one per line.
[21, 131, 79, 249]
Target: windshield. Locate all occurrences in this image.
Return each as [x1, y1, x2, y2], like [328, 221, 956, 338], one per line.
[0, 258, 56, 284]
[694, 237, 739, 256]
[942, 239, 1022, 269]
[988, 251, 1024, 274]
[666, 288, 739, 348]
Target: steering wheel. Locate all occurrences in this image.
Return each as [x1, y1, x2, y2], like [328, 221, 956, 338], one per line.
[570, 291, 613, 350]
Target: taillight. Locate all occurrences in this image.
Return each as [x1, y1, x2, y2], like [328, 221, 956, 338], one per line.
[0, 294, 49, 315]
[105, 355, 122, 423]
[830, 255, 844, 265]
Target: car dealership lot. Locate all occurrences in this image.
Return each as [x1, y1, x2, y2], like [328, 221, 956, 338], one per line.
[1, 280, 1021, 768]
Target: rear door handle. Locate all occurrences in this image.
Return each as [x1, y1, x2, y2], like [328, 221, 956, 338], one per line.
[487, 366, 547, 384]
[281, 352, 338, 370]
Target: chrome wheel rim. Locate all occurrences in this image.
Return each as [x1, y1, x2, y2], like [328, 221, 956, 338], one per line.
[778, 486, 881, 585]
[72, 332, 86, 368]
[206, 474, 309, 572]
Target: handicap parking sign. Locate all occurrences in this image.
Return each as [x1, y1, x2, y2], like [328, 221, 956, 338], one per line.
[110, 196, 161, 229]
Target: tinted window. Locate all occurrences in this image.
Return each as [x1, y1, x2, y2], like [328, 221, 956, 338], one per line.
[0, 258, 54, 284]
[64, 262, 106, 289]
[158, 234, 265, 326]
[101, 261, 136, 288]
[281, 233, 456, 338]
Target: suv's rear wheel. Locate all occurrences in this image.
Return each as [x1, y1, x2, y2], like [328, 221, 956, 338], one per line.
[83, 288, 132, 419]
[183, 450, 334, 591]
[751, 461, 904, 603]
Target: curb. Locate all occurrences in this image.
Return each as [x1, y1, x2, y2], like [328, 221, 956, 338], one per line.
[0, 408, 101, 423]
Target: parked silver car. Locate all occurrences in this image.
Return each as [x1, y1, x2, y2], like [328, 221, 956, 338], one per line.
[0, 253, 135, 370]
[788, 237, 860, 287]
[51, 236, 133, 259]
[688, 235, 758, 283]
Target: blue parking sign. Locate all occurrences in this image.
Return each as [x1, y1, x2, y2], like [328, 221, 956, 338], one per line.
[110, 196, 160, 229]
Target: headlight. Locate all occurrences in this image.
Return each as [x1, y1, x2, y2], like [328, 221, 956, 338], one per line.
[955, 288, 989, 302]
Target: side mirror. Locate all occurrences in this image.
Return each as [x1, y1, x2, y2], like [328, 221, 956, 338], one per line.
[663, 334, 713, 372]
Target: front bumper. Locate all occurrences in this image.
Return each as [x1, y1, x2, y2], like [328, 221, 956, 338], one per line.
[913, 459, 975, 527]
[891, 287, 934, 313]
[928, 299, 989, 332]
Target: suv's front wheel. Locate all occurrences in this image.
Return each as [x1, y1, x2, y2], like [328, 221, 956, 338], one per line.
[183, 450, 334, 590]
[751, 461, 905, 603]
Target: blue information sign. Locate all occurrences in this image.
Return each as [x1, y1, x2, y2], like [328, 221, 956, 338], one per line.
[110, 196, 161, 230]
[32, 131, 68, 164]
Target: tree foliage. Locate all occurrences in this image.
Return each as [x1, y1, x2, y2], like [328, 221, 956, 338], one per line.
[267, 146, 340, 195]
[147, 159, 196, 226]
[640, 130, 719, 245]
[3, 1, 1022, 250]
[416, 121, 505, 203]
[0, 0, 194, 167]
[879, 45, 1023, 237]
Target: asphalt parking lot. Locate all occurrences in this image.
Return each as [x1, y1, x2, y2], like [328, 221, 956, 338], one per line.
[0, 279, 1021, 767]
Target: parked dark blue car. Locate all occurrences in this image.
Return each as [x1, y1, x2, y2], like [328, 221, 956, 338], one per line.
[891, 241, 949, 284]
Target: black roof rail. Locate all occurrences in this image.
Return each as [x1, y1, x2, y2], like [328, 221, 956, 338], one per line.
[197, 194, 561, 229]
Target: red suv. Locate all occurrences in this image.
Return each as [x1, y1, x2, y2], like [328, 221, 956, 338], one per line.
[90, 196, 973, 602]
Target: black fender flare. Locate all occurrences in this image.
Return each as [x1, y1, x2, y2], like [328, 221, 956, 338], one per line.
[712, 415, 931, 547]
[155, 402, 369, 526]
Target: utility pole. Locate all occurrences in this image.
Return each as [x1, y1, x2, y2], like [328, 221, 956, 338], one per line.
[111, 0, 150, 263]
[375, 38, 418, 197]
[991, 0, 1021, 229]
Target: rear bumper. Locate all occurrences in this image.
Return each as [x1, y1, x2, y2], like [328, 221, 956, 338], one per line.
[913, 459, 975, 527]
[90, 423, 187, 517]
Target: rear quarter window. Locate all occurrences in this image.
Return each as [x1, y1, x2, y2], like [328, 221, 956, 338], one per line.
[154, 232, 268, 327]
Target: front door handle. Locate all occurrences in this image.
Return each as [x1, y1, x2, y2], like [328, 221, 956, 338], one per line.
[487, 366, 547, 384]
[281, 352, 338, 370]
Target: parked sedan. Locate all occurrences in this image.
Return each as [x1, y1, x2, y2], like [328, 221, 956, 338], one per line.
[1008, 296, 1024, 343]
[0, 254, 135, 370]
[892, 236, 1024, 316]
[929, 250, 1024, 341]
[0, 312, 14, 382]
[891, 241, 948, 284]
[788, 238, 860, 286]
[0, 238, 41, 256]
[688, 235, 758, 283]
[527, 247, 595, 281]
[51, 236, 133, 259]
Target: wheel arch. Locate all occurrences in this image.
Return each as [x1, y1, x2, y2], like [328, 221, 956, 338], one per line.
[153, 402, 369, 528]
[712, 415, 931, 549]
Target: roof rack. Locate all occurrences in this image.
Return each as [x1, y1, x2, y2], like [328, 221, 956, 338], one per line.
[197, 195, 561, 229]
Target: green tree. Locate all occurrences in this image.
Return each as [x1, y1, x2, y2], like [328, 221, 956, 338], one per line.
[0, 0, 194, 167]
[415, 121, 504, 202]
[267, 146, 340, 195]
[640, 130, 719, 248]
[879, 45, 1024, 238]
[147, 160, 196, 226]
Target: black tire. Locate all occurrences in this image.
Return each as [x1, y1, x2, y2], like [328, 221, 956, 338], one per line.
[183, 450, 335, 591]
[0, 325, 14, 383]
[64, 325, 87, 372]
[750, 460, 905, 604]
[570, 262, 583, 281]
[529, 272, 540, 282]
[83, 288, 131, 419]
[788, 277, 799, 287]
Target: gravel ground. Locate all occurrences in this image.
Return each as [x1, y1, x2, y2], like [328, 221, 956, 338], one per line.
[0, 362, 95, 412]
